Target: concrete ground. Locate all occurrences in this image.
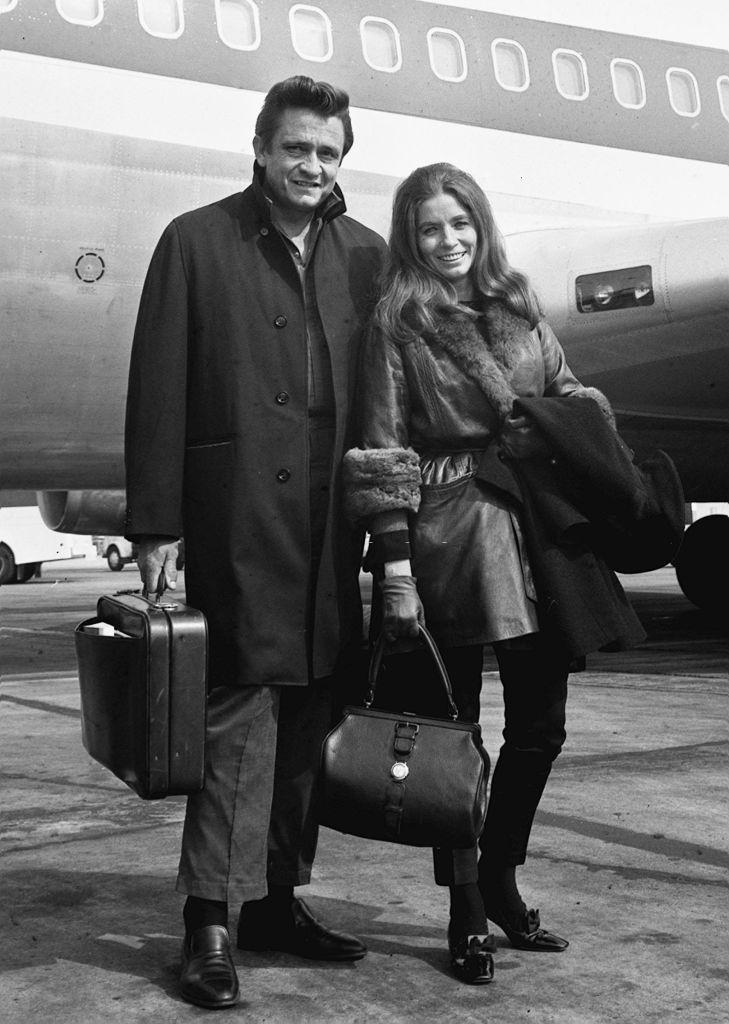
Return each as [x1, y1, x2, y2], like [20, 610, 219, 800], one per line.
[1, 558, 727, 1024]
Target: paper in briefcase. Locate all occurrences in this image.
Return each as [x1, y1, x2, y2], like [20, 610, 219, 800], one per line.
[74, 591, 207, 799]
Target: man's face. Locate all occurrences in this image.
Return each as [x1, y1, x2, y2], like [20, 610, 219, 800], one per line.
[253, 108, 345, 219]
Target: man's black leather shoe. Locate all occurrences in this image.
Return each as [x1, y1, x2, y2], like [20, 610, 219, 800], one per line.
[180, 925, 240, 1009]
[237, 896, 366, 961]
[448, 930, 495, 985]
[487, 906, 569, 952]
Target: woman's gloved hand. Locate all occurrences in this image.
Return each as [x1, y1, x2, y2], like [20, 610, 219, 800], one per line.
[379, 575, 425, 641]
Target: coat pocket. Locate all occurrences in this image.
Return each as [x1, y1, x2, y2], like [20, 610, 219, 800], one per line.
[185, 437, 234, 451]
[183, 440, 234, 511]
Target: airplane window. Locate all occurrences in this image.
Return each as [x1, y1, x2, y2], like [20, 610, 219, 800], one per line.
[576, 266, 654, 314]
[611, 58, 646, 109]
[138, 0, 184, 39]
[553, 49, 588, 101]
[360, 17, 402, 73]
[718, 77, 729, 123]
[427, 28, 467, 83]
[666, 67, 700, 117]
[491, 39, 529, 91]
[56, 0, 103, 24]
[290, 5, 333, 62]
[216, 0, 260, 51]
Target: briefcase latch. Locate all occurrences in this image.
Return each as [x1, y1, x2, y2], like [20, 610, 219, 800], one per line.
[393, 721, 419, 757]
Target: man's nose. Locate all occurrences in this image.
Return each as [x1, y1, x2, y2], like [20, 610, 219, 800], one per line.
[299, 152, 321, 177]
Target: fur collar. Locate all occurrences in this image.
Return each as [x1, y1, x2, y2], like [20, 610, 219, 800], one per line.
[428, 303, 532, 422]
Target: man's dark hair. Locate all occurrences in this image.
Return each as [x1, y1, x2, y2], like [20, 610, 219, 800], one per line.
[255, 76, 353, 158]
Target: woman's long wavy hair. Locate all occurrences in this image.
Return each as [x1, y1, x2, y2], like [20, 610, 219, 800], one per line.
[375, 163, 542, 341]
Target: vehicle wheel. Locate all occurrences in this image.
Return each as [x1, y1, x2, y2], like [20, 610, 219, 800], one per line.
[674, 514, 729, 611]
[16, 562, 39, 583]
[107, 545, 124, 572]
[0, 543, 16, 585]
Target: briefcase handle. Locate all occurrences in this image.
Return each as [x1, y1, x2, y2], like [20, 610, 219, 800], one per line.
[364, 624, 460, 721]
[114, 588, 179, 611]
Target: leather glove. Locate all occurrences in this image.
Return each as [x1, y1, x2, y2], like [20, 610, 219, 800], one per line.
[379, 575, 425, 642]
[137, 537, 180, 597]
[499, 413, 549, 460]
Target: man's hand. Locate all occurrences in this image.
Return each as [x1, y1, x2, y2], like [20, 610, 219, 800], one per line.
[379, 575, 425, 641]
[137, 537, 180, 597]
[499, 412, 549, 460]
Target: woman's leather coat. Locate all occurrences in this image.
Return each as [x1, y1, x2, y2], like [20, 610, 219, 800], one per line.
[355, 302, 615, 647]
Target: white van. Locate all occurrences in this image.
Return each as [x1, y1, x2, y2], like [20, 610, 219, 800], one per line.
[92, 535, 137, 572]
[0, 505, 91, 584]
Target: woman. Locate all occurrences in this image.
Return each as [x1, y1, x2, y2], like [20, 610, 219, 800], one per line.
[344, 163, 643, 985]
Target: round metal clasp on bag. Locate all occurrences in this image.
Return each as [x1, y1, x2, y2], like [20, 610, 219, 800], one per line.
[390, 762, 409, 782]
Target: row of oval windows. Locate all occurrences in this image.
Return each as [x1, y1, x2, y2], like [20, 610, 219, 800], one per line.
[4, 0, 729, 122]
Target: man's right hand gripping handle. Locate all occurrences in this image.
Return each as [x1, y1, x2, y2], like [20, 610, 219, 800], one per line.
[136, 537, 180, 597]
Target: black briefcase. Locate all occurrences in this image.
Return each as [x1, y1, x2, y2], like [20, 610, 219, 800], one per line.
[74, 591, 207, 799]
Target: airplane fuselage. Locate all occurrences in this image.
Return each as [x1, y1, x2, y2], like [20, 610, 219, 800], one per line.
[1, 0, 728, 501]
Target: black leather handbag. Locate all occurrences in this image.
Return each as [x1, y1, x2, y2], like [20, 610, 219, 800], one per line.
[320, 625, 489, 848]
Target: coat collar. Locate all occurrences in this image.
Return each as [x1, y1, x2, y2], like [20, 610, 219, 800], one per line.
[428, 303, 533, 422]
[251, 161, 347, 228]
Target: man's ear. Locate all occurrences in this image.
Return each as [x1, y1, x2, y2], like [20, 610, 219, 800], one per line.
[252, 135, 266, 164]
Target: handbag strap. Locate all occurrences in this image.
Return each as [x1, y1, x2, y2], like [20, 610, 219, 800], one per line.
[364, 624, 460, 721]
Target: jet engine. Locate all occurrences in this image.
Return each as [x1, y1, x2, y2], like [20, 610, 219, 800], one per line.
[37, 489, 127, 536]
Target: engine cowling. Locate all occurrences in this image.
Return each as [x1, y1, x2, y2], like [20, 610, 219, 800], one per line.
[37, 490, 127, 535]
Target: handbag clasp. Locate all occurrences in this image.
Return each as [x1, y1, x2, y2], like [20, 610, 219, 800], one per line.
[393, 721, 419, 757]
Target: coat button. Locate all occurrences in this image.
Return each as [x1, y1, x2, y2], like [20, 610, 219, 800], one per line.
[274, 315, 287, 328]
[276, 468, 291, 482]
[260, 226, 269, 236]
[275, 392, 289, 405]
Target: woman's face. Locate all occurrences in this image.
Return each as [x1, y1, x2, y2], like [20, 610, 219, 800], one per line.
[415, 191, 479, 299]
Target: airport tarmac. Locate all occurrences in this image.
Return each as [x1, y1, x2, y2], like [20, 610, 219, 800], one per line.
[1, 557, 727, 1024]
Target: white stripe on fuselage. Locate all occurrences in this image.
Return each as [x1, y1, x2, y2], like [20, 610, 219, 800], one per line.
[2, 49, 729, 230]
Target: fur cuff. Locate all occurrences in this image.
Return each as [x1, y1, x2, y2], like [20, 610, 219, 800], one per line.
[574, 386, 616, 429]
[343, 447, 422, 522]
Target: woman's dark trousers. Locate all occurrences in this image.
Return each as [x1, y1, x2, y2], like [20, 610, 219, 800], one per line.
[378, 639, 569, 885]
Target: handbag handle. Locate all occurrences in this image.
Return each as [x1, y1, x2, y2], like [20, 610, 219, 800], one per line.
[364, 624, 460, 721]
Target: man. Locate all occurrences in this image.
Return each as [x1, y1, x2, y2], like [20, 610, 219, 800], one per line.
[125, 76, 387, 1010]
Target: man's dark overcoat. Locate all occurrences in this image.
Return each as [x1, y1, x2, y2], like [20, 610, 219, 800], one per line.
[125, 175, 387, 686]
